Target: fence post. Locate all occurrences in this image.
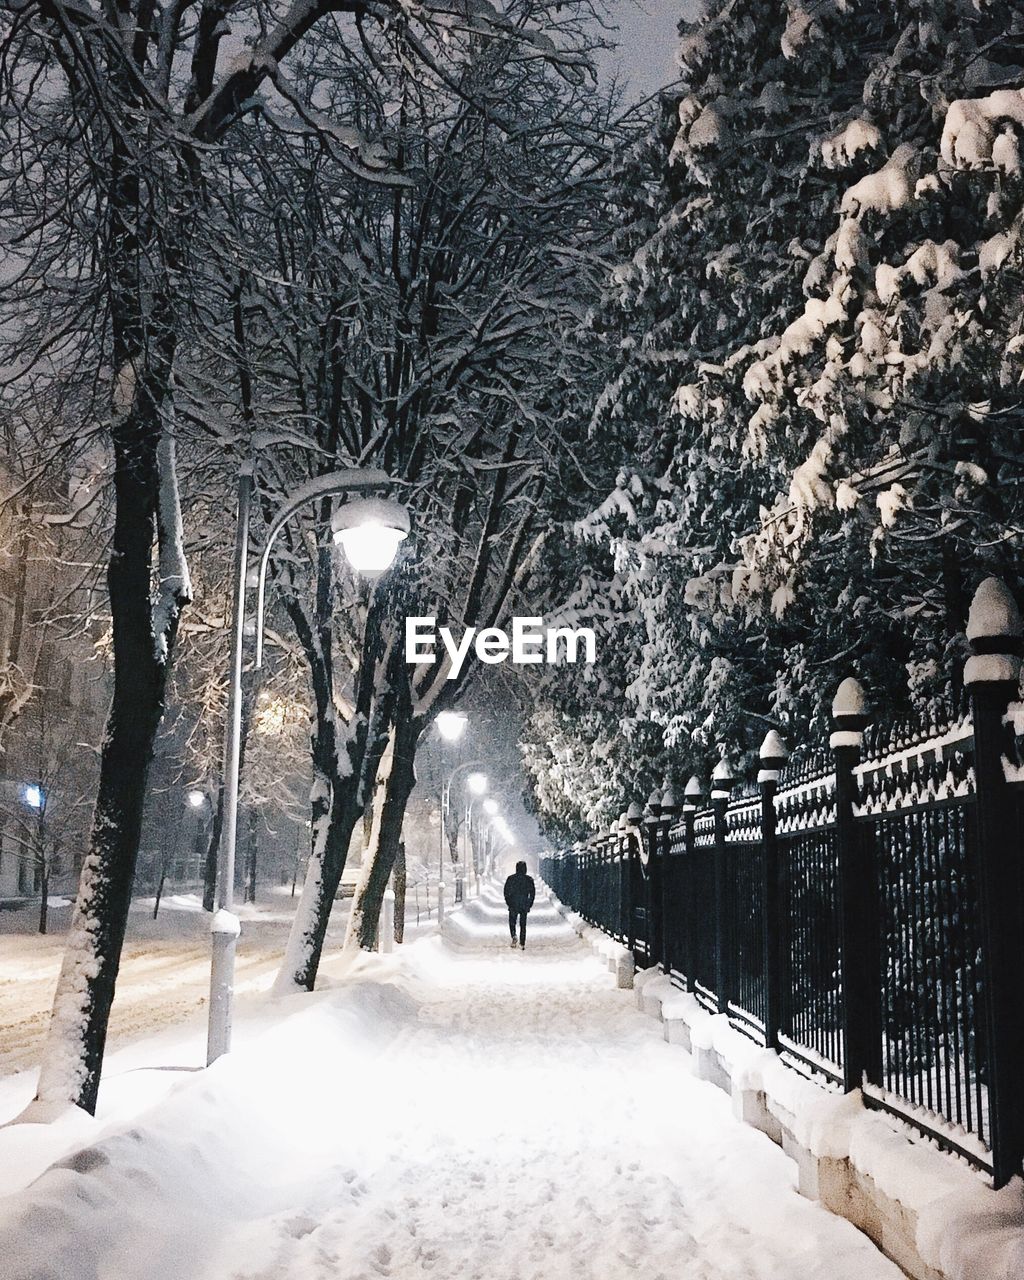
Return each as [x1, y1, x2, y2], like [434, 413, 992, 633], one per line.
[832, 675, 880, 1095]
[626, 800, 642, 957]
[682, 776, 703, 990]
[643, 788, 663, 967]
[711, 759, 735, 1014]
[759, 731, 788, 1052]
[965, 577, 1024, 1188]
[660, 783, 680, 974]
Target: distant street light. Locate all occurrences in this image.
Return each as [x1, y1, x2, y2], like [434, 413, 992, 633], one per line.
[21, 783, 44, 810]
[467, 771, 488, 796]
[436, 709, 469, 742]
[208, 467, 408, 1066]
[483, 798, 499, 815]
[187, 789, 206, 809]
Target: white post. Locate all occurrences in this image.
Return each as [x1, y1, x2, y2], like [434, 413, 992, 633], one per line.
[207, 469, 251, 1065]
[438, 777, 447, 924]
[379, 888, 395, 954]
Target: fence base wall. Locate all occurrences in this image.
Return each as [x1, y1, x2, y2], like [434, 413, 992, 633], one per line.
[551, 897, 1023, 1280]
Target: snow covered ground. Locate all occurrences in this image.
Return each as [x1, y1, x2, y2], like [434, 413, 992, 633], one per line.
[0, 889, 357, 1084]
[0, 884, 903, 1280]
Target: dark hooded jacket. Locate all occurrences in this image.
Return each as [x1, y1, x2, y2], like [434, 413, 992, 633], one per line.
[503, 870, 535, 914]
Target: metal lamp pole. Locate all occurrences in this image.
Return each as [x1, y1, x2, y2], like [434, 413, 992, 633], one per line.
[207, 465, 398, 1065]
[437, 759, 485, 915]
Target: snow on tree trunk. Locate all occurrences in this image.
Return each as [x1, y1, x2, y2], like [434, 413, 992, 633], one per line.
[272, 728, 380, 992]
[273, 599, 396, 992]
[32, 396, 190, 1114]
[344, 710, 420, 952]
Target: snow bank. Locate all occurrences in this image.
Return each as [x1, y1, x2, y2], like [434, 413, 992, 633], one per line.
[631, 966, 1024, 1280]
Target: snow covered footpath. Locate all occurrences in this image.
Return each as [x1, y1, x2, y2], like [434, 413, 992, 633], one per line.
[0, 896, 904, 1280]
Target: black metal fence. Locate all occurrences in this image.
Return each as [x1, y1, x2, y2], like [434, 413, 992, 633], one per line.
[541, 577, 1024, 1189]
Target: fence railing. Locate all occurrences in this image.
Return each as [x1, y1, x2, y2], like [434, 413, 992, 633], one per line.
[540, 577, 1024, 1190]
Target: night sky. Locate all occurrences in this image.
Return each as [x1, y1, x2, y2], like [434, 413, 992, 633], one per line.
[601, 0, 697, 101]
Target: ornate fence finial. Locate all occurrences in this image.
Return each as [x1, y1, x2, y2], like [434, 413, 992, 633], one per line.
[758, 730, 788, 783]
[625, 800, 643, 825]
[711, 757, 735, 800]
[965, 576, 1023, 687]
[683, 774, 704, 810]
[645, 787, 663, 822]
[831, 676, 869, 749]
[660, 781, 679, 817]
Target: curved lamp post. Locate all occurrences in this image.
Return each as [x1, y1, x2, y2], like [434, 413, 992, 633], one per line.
[208, 467, 409, 1065]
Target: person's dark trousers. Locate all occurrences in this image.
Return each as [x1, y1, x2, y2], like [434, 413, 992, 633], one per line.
[508, 908, 527, 946]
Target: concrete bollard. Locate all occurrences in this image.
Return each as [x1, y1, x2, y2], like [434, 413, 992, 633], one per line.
[379, 889, 395, 954]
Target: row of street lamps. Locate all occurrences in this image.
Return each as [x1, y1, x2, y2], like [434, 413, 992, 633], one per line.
[433, 710, 515, 918]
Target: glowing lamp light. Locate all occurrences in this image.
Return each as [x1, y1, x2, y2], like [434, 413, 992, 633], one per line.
[187, 789, 206, 809]
[492, 816, 515, 843]
[22, 783, 44, 810]
[331, 497, 410, 574]
[467, 771, 488, 796]
[483, 798, 499, 815]
[436, 710, 468, 742]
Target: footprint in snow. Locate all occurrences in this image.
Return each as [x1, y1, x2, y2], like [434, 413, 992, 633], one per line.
[283, 1213, 318, 1240]
[369, 1243, 392, 1275]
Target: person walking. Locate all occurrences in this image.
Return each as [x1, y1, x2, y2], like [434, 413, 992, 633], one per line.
[504, 860, 535, 950]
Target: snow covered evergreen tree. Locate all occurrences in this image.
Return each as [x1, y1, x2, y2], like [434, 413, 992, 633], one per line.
[524, 1, 1024, 844]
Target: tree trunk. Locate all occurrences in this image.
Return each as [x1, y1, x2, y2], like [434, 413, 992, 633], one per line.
[345, 707, 421, 952]
[393, 841, 406, 944]
[274, 587, 396, 993]
[246, 805, 258, 905]
[152, 788, 175, 919]
[34, 403, 180, 1114]
[202, 783, 223, 912]
[273, 717, 385, 991]
[38, 865, 48, 936]
[152, 867, 166, 920]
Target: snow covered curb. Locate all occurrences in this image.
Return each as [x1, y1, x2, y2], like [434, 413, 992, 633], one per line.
[633, 970, 1024, 1280]
[544, 891, 633, 988]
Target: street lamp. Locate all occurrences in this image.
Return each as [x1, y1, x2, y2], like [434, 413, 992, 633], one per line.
[483, 798, 498, 816]
[21, 783, 44, 811]
[436, 710, 468, 742]
[208, 466, 408, 1066]
[187, 789, 206, 809]
[466, 771, 488, 796]
[331, 497, 411, 574]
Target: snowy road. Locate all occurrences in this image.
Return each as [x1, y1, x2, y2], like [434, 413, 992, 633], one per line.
[0, 892, 350, 1080]
[0, 888, 902, 1280]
